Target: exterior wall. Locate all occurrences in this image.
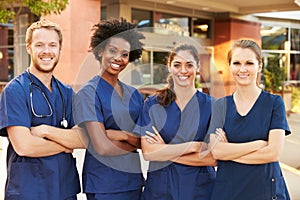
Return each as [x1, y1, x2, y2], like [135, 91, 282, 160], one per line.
[44, 0, 101, 86]
[0, 26, 8, 81]
[43, 1, 262, 97]
[213, 17, 261, 97]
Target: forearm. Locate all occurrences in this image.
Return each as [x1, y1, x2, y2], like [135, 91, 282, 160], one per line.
[233, 132, 284, 164]
[106, 129, 141, 148]
[172, 152, 217, 166]
[32, 125, 87, 149]
[142, 140, 200, 161]
[211, 140, 267, 160]
[86, 122, 137, 156]
[233, 146, 278, 164]
[23, 139, 71, 157]
[8, 126, 71, 157]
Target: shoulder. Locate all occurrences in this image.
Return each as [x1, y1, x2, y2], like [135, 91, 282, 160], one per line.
[144, 95, 158, 105]
[196, 91, 214, 102]
[54, 78, 74, 93]
[119, 81, 144, 99]
[261, 90, 283, 104]
[2, 72, 28, 94]
[77, 76, 99, 93]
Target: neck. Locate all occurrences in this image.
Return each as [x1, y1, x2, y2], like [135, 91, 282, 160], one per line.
[99, 68, 119, 86]
[174, 85, 197, 100]
[234, 85, 261, 100]
[28, 66, 53, 89]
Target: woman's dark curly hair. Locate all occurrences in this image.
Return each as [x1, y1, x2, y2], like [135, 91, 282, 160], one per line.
[90, 17, 145, 62]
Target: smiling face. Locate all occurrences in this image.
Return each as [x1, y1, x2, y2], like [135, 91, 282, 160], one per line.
[99, 37, 131, 78]
[169, 50, 198, 89]
[229, 47, 262, 87]
[26, 28, 61, 73]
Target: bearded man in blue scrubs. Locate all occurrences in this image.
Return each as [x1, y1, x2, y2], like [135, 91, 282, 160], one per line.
[0, 19, 87, 200]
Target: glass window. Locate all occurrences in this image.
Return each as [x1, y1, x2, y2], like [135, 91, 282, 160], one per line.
[137, 50, 169, 85]
[192, 18, 211, 39]
[154, 12, 189, 36]
[291, 28, 300, 51]
[261, 25, 288, 50]
[0, 23, 14, 81]
[132, 9, 152, 28]
[290, 54, 300, 80]
[101, 7, 107, 20]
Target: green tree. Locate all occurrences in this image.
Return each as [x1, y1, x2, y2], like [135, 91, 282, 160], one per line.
[0, 0, 68, 23]
[263, 55, 285, 93]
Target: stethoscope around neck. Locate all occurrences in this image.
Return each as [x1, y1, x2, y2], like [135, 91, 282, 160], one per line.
[26, 69, 68, 128]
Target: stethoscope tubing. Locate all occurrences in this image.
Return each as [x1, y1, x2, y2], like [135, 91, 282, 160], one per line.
[26, 69, 68, 128]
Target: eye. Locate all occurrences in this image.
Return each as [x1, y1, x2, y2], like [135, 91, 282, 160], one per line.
[35, 43, 43, 47]
[246, 61, 254, 66]
[173, 63, 181, 68]
[122, 52, 129, 58]
[232, 61, 241, 65]
[50, 43, 57, 48]
[187, 63, 196, 69]
[109, 48, 116, 54]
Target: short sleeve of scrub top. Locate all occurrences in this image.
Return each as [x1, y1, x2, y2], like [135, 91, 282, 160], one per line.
[0, 77, 31, 136]
[270, 95, 291, 135]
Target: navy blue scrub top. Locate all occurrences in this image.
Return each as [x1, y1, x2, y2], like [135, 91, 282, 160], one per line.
[74, 76, 144, 194]
[134, 91, 216, 200]
[0, 71, 80, 200]
[207, 91, 291, 200]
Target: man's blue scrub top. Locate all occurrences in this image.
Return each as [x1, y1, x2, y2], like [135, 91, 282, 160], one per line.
[0, 71, 80, 200]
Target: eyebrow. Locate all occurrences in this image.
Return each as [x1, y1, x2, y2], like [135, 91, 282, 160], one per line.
[107, 44, 130, 52]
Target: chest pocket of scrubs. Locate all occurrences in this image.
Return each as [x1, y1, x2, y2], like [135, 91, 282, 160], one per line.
[270, 176, 288, 200]
[6, 161, 47, 199]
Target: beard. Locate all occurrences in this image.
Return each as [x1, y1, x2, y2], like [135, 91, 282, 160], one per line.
[32, 54, 60, 73]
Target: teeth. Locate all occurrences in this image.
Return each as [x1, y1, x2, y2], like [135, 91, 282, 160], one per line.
[111, 63, 120, 69]
[178, 76, 188, 81]
[42, 58, 51, 61]
[238, 74, 249, 78]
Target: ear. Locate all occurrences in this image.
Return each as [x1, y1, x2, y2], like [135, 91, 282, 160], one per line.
[167, 63, 171, 72]
[26, 43, 31, 54]
[258, 64, 262, 72]
[196, 62, 201, 73]
[98, 49, 103, 58]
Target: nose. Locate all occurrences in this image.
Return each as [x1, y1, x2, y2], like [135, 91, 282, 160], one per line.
[43, 45, 51, 53]
[113, 53, 122, 61]
[239, 64, 247, 71]
[180, 65, 188, 73]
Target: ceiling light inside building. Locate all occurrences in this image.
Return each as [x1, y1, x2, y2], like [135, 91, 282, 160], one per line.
[195, 24, 208, 32]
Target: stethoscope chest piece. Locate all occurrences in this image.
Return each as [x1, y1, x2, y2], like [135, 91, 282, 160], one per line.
[61, 119, 68, 129]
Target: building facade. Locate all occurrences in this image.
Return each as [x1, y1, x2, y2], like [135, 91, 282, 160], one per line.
[0, 0, 299, 97]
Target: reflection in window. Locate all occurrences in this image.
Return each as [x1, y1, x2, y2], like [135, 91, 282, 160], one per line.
[261, 26, 288, 50]
[137, 51, 169, 85]
[154, 12, 189, 36]
[132, 9, 152, 28]
[291, 28, 300, 51]
[290, 54, 300, 80]
[192, 18, 211, 39]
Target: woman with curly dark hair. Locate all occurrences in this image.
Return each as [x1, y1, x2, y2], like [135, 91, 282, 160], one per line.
[74, 18, 145, 200]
